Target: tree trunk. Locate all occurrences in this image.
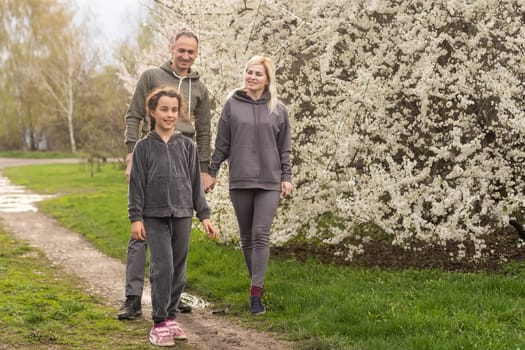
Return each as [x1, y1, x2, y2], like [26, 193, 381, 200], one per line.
[66, 62, 76, 153]
[15, 88, 27, 150]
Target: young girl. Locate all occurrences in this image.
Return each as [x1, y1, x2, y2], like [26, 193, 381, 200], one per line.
[128, 86, 217, 347]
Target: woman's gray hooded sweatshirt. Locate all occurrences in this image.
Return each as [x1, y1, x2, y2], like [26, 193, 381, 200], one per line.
[124, 60, 212, 171]
[208, 90, 292, 191]
[128, 131, 210, 223]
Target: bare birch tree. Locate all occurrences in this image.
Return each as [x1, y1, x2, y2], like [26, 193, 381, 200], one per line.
[0, 0, 96, 152]
[37, 10, 95, 153]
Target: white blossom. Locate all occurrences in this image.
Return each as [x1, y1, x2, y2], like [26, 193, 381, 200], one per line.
[120, 0, 525, 262]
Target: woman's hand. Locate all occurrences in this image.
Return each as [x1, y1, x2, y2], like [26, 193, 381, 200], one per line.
[280, 181, 293, 198]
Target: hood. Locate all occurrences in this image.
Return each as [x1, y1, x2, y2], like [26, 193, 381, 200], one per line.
[147, 130, 181, 144]
[159, 60, 202, 121]
[159, 60, 201, 80]
[233, 89, 270, 105]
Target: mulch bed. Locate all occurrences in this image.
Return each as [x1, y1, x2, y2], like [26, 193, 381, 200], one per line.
[272, 224, 525, 273]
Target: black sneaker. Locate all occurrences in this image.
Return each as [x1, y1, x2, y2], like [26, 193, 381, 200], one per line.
[250, 296, 266, 315]
[117, 296, 142, 320]
[177, 300, 192, 313]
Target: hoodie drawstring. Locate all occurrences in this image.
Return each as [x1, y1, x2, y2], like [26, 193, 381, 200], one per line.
[174, 73, 192, 119]
[188, 80, 192, 118]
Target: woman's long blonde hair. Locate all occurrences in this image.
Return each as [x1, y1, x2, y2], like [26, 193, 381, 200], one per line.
[231, 55, 280, 114]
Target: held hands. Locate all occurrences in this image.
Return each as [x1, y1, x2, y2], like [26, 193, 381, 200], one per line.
[281, 181, 293, 198]
[203, 175, 216, 193]
[201, 218, 218, 239]
[131, 221, 146, 241]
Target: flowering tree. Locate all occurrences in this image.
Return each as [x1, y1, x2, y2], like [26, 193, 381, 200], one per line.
[123, 0, 525, 262]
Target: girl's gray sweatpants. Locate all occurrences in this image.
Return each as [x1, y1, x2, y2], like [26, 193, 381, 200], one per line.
[229, 189, 280, 288]
[144, 216, 192, 323]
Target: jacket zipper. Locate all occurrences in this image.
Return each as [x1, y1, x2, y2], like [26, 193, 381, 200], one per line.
[166, 143, 172, 208]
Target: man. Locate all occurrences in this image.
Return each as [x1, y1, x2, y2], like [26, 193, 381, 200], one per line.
[120, 31, 214, 320]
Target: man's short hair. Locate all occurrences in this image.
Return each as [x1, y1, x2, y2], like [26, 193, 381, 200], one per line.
[173, 31, 199, 45]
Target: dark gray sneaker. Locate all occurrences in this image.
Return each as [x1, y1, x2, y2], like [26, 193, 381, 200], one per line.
[117, 296, 142, 320]
[177, 300, 192, 313]
[250, 296, 266, 315]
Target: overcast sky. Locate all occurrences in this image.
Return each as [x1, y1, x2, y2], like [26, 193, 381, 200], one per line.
[74, 0, 147, 61]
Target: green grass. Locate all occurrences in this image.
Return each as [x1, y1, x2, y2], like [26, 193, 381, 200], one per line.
[3, 163, 525, 349]
[3, 164, 131, 258]
[0, 227, 167, 350]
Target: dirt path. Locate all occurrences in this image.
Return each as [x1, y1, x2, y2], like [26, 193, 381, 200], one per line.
[0, 158, 291, 350]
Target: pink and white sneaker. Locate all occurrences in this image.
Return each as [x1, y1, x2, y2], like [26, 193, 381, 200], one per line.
[165, 318, 187, 340]
[149, 324, 175, 347]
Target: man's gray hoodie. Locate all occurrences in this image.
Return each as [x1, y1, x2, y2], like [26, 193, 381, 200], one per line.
[208, 90, 292, 191]
[128, 131, 210, 222]
[124, 61, 211, 171]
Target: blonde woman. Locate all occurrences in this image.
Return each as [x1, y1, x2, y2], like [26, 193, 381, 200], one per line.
[208, 55, 292, 315]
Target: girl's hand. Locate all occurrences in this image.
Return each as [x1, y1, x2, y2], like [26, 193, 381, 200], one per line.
[201, 219, 218, 239]
[131, 221, 146, 241]
[280, 181, 293, 198]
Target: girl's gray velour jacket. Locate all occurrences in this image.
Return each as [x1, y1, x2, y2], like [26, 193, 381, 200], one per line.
[128, 131, 210, 222]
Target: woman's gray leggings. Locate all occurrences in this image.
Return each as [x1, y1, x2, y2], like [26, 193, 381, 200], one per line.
[229, 189, 280, 288]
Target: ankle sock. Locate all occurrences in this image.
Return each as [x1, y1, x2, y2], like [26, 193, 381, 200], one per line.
[250, 286, 264, 297]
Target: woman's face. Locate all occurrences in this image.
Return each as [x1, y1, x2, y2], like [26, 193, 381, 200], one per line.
[244, 64, 268, 96]
[152, 96, 179, 132]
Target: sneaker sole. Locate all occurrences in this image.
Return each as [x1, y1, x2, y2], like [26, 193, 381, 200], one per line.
[149, 336, 175, 347]
[165, 322, 188, 340]
[117, 310, 142, 320]
[118, 314, 137, 320]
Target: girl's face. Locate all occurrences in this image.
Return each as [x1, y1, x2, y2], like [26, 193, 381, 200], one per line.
[244, 64, 268, 96]
[152, 96, 179, 132]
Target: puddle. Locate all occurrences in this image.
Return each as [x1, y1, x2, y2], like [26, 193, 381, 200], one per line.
[0, 176, 54, 213]
[181, 292, 210, 308]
